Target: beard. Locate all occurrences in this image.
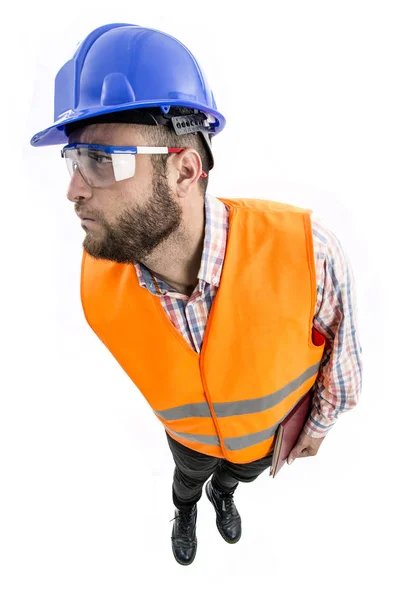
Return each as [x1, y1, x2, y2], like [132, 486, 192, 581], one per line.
[81, 168, 183, 264]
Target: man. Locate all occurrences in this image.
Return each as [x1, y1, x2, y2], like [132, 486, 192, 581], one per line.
[31, 23, 363, 566]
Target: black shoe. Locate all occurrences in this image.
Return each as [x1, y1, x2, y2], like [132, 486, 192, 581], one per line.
[171, 505, 197, 565]
[205, 480, 242, 544]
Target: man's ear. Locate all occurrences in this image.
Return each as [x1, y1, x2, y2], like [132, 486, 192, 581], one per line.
[171, 148, 203, 197]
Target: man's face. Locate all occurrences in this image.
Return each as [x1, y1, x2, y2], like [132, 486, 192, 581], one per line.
[66, 123, 182, 264]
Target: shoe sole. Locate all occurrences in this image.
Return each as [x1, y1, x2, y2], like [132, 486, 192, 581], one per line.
[205, 482, 242, 544]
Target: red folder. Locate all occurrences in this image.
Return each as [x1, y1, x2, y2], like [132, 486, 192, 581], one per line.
[269, 390, 313, 478]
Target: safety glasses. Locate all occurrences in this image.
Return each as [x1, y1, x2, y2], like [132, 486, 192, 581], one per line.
[61, 143, 207, 188]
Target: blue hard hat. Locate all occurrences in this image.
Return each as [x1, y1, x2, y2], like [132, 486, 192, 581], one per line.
[30, 23, 226, 156]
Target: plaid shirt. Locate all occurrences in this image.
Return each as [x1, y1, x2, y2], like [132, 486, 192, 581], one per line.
[134, 194, 363, 439]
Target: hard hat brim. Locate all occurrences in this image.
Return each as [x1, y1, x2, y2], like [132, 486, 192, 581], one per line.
[30, 102, 226, 147]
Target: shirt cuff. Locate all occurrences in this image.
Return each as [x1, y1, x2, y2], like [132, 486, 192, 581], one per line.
[302, 404, 338, 438]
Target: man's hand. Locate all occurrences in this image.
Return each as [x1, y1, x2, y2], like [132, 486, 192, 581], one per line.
[287, 431, 325, 465]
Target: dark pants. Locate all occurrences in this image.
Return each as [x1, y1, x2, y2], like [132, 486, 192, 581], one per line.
[166, 431, 274, 510]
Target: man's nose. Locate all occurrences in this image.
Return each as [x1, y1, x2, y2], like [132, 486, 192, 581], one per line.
[66, 168, 92, 203]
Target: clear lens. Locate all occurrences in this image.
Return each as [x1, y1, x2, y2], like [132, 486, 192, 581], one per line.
[63, 147, 135, 188]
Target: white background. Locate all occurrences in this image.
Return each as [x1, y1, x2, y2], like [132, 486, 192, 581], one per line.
[1, 1, 398, 598]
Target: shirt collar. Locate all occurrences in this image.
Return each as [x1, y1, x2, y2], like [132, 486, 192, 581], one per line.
[197, 193, 228, 290]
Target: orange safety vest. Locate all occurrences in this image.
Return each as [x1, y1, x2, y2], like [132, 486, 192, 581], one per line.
[81, 198, 326, 464]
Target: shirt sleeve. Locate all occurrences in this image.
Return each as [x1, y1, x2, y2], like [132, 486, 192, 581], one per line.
[302, 213, 363, 438]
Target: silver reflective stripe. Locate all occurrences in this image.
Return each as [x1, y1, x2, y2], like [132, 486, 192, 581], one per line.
[165, 394, 308, 451]
[155, 401, 213, 421]
[164, 426, 220, 447]
[215, 361, 320, 417]
[165, 425, 278, 450]
[155, 361, 320, 421]
[225, 424, 279, 451]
